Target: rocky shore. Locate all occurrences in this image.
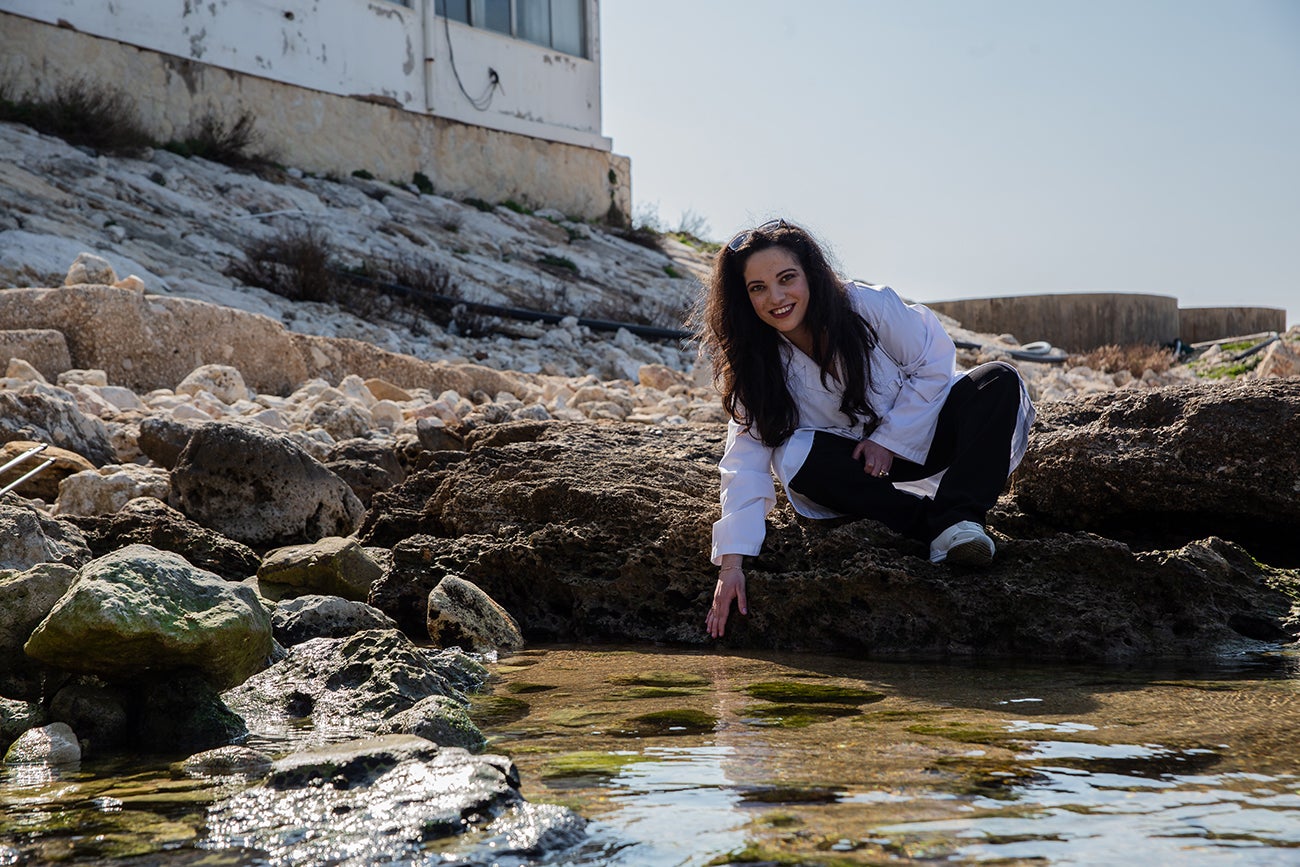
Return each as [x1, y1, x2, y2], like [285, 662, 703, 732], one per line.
[3, 116, 1299, 861]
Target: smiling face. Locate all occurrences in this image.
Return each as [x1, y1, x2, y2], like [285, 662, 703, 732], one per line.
[743, 246, 813, 353]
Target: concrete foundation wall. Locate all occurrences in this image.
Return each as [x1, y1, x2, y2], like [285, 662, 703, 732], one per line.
[927, 293, 1181, 353]
[1179, 307, 1287, 345]
[0, 12, 629, 221]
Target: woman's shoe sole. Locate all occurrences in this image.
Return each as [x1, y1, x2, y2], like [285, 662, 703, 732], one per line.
[944, 538, 994, 565]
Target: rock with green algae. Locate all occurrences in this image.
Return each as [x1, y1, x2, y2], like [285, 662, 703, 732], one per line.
[426, 574, 524, 652]
[3, 721, 80, 764]
[23, 544, 272, 690]
[256, 535, 382, 602]
[375, 694, 487, 752]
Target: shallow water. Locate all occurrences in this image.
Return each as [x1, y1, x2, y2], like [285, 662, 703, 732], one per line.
[3, 645, 1300, 865]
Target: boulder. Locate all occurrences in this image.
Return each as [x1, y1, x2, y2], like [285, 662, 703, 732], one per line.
[0, 563, 78, 685]
[1252, 339, 1299, 380]
[0, 497, 91, 572]
[415, 416, 466, 451]
[137, 416, 204, 469]
[169, 421, 365, 547]
[53, 463, 170, 516]
[426, 575, 524, 652]
[63, 252, 117, 286]
[62, 496, 260, 582]
[5, 358, 46, 383]
[203, 736, 584, 866]
[374, 694, 487, 752]
[0, 389, 115, 466]
[0, 697, 48, 755]
[0, 330, 72, 381]
[257, 536, 383, 602]
[362, 420, 1300, 660]
[222, 629, 487, 738]
[181, 745, 273, 778]
[24, 544, 273, 689]
[322, 437, 407, 507]
[1012, 379, 1300, 564]
[3, 721, 81, 764]
[0, 440, 95, 502]
[134, 671, 248, 753]
[271, 595, 398, 646]
[176, 364, 250, 404]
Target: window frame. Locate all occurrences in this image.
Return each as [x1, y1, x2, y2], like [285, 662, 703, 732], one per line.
[436, 0, 587, 58]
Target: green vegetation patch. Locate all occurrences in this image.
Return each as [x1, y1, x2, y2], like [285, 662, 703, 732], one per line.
[744, 681, 885, 705]
[609, 686, 701, 700]
[464, 196, 494, 212]
[706, 843, 859, 867]
[412, 171, 434, 194]
[608, 672, 710, 688]
[539, 750, 648, 780]
[620, 708, 717, 736]
[468, 695, 530, 726]
[539, 253, 579, 273]
[744, 703, 863, 729]
[504, 682, 556, 695]
[502, 199, 532, 214]
[906, 721, 1012, 745]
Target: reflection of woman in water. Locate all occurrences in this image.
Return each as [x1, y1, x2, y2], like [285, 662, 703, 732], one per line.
[696, 220, 1035, 638]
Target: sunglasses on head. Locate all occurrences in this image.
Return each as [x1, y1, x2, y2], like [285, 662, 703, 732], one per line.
[726, 218, 788, 252]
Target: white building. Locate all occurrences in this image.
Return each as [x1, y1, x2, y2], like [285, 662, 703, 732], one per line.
[0, 0, 629, 219]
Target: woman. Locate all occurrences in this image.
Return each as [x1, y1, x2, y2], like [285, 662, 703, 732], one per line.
[697, 219, 1035, 638]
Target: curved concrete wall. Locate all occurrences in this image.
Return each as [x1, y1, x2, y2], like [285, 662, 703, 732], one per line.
[926, 293, 1180, 353]
[1179, 307, 1287, 345]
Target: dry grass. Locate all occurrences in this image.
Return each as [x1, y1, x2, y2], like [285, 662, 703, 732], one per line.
[164, 110, 265, 167]
[1071, 343, 1177, 377]
[227, 226, 341, 304]
[0, 78, 153, 155]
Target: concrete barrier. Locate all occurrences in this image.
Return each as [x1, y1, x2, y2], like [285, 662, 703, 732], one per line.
[926, 293, 1180, 353]
[1179, 307, 1287, 345]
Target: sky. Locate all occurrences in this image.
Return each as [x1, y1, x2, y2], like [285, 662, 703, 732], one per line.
[599, 0, 1299, 325]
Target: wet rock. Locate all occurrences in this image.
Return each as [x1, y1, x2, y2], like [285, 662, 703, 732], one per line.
[271, 594, 398, 646]
[0, 697, 48, 754]
[134, 671, 248, 753]
[61, 496, 260, 582]
[1013, 379, 1300, 564]
[181, 745, 273, 778]
[170, 421, 364, 547]
[49, 681, 130, 754]
[256, 536, 382, 602]
[204, 735, 582, 866]
[0, 330, 71, 381]
[0, 440, 95, 502]
[0, 389, 116, 466]
[426, 575, 524, 652]
[374, 694, 487, 752]
[63, 252, 116, 286]
[24, 544, 273, 689]
[3, 721, 81, 764]
[363, 421, 1300, 660]
[222, 629, 487, 738]
[137, 416, 204, 469]
[176, 363, 250, 405]
[52, 463, 170, 516]
[0, 498, 91, 571]
[0, 562, 78, 691]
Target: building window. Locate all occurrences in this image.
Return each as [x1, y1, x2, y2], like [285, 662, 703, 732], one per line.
[436, 0, 586, 57]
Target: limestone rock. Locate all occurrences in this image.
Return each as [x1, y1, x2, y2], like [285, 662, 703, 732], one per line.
[63, 252, 117, 286]
[181, 745, 273, 778]
[0, 697, 48, 755]
[271, 594, 399, 646]
[0, 389, 116, 466]
[169, 421, 365, 547]
[56, 368, 108, 387]
[53, 463, 170, 516]
[62, 496, 260, 582]
[137, 416, 203, 469]
[0, 330, 71, 381]
[24, 544, 273, 689]
[176, 364, 250, 404]
[257, 536, 383, 602]
[0, 562, 78, 677]
[426, 575, 524, 652]
[638, 363, 689, 391]
[3, 721, 81, 764]
[415, 416, 465, 451]
[1252, 339, 1299, 379]
[364, 377, 412, 402]
[5, 358, 46, 383]
[0, 498, 91, 572]
[374, 694, 486, 752]
[0, 440, 94, 502]
[322, 437, 406, 507]
[222, 629, 488, 738]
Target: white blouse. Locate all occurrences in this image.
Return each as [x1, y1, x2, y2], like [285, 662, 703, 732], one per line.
[711, 282, 1035, 565]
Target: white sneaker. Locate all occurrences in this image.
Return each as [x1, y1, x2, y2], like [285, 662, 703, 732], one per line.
[930, 521, 995, 565]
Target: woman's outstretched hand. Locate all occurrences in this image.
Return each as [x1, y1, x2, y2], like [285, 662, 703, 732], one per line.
[852, 438, 896, 479]
[707, 564, 748, 638]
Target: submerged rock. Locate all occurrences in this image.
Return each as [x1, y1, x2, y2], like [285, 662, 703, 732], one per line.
[203, 735, 584, 866]
[3, 721, 80, 764]
[24, 544, 273, 689]
[181, 744, 273, 779]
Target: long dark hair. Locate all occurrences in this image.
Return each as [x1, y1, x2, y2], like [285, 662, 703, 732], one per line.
[693, 220, 879, 446]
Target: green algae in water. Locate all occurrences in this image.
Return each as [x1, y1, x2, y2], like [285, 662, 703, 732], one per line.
[547, 706, 623, 728]
[744, 703, 864, 728]
[607, 672, 711, 688]
[744, 680, 885, 705]
[468, 694, 530, 726]
[609, 686, 702, 700]
[540, 750, 649, 780]
[706, 842, 861, 867]
[906, 721, 1013, 745]
[505, 681, 556, 694]
[620, 708, 717, 736]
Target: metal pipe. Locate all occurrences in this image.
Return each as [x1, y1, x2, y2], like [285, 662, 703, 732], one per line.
[0, 458, 56, 498]
[0, 443, 48, 477]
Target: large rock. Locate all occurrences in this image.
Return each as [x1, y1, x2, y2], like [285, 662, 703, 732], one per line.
[426, 575, 524, 652]
[0, 388, 115, 466]
[53, 463, 170, 516]
[0, 497, 92, 572]
[1012, 379, 1300, 564]
[362, 420, 1300, 660]
[0, 440, 95, 502]
[176, 363, 250, 404]
[0, 563, 78, 674]
[62, 496, 260, 582]
[3, 721, 81, 764]
[323, 437, 407, 508]
[170, 421, 365, 547]
[137, 416, 204, 470]
[0, 329, 71, 380]
[24, 544, 273, 689]
[203, 736, 584, 866]
[271, 595, 398, 646]
[257, 536, 382, 601]
[222, 629, 487, 739]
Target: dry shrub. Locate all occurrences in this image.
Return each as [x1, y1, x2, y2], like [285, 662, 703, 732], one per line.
[164, 110, 264, 167]
[0, 78, 152, 155]
[227, 225, 341, 304]
[1073, 343, 1176, 377]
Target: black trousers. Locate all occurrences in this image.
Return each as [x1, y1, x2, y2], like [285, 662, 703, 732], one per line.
[787, 361, 1022, 543]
